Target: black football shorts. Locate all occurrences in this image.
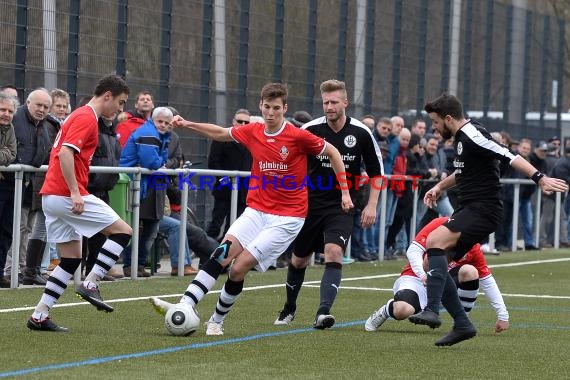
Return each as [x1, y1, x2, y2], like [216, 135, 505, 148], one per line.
[444, 200, 502, 261]
[293, 210, 354, 258]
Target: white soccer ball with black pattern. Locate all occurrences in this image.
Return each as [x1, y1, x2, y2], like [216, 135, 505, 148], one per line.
[164, 303, 200, 336]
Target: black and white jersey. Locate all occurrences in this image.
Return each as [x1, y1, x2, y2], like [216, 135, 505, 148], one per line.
[453, 121, 515, 205]
[302, 116, 383, 211]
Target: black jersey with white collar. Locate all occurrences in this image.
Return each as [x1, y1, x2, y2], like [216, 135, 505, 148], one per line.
[453, 121, 515, 205]
[302, 116, 383, 211]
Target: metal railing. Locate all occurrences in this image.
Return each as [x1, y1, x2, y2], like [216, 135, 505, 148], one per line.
[0, 165, 565, 288]
[0, 164, 250, 288]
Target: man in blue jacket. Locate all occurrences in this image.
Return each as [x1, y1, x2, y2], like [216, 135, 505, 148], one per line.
[120, 106, 172, 277]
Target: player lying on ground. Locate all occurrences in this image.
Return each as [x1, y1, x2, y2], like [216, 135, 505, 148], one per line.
[365, 217, 509, 339]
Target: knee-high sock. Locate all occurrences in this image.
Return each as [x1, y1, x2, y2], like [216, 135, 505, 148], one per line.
[85, 233, 131, 284]
[211, 278, 244, 323]
[441, 272, 471, 327]
[425, 249, 448, 313]
[458, 279, 479, 313]
[317, 262, 342, 315]
[284, 264, 307, 312]
[181, 259, 223, 307]
[33, 257, 81, 319]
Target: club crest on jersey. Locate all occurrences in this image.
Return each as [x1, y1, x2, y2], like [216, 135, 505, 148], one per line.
[279, 146, 289, 160]
[344, 135, 357, 148]
[457, 141, 463, 155]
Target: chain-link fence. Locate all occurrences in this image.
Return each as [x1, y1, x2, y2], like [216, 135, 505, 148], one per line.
[0, 0, 566, 223]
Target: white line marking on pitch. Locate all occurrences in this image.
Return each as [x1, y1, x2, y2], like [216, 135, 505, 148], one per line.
[2, 257, 569, 313]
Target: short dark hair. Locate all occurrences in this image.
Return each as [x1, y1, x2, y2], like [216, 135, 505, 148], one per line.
[136, 90, 152, 101]
[424, 93, 464, 120]
[93, 75, 130, 97]
[0, 84, 17, 91]
[260, 83, 288, 104]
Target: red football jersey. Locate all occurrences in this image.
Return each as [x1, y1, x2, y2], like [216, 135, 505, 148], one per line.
[229, 121, 326, 217]
[40, 105, 99, 196]
[400, 216, 491, 279]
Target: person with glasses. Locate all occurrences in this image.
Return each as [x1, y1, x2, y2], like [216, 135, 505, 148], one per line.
[206, 109, 252, 241]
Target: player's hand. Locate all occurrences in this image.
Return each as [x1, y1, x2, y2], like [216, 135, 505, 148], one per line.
[424, 185, 441, 208]
[341, 193, 354, 213]
[172, 115, 187, 128]
[360, 204, 377, 228]
[421, 275, 427, 287]
[495, 320, 509, 333]
[70, 192, 84, 215]
[539, 176, 568, 195]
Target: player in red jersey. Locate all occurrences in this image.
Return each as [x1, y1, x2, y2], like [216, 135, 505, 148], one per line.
[150, 82, 352, 335]
[365, 217, 509, 334]
[27, 75, 132, 332]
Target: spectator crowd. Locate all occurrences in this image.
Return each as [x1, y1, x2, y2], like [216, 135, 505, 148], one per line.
[0, 82, 569, 289]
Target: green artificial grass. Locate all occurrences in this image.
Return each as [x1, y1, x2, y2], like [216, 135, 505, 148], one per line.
[1, 250, 569, 379]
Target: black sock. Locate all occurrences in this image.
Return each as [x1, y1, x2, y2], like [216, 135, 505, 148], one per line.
[425, 249, 448, 313]
[386, 299, 395, 319]
[284, 264, 306, 312]
[441, 272, 471, 327]
[317, 262, 342, 315]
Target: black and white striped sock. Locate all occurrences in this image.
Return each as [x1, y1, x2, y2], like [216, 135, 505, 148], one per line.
[33, 258, 81, 320]
[211, 278, 244, 323]
[84, 233, 130, 287]
[181, 259, 222, 307]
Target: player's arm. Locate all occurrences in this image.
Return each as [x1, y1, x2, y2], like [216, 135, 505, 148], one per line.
[406, 241, 427, 281]
[480, 274, 510, 333]
[510, 155, 568, 194]
[58, 145, 84, 214]
[324, 143, 353, 212]
[360, 181, 380, 228]
[424, 172, 456, 208]
[173, 115, 233, 142]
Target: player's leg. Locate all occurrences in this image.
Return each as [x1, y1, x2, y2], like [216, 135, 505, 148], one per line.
[275, 214, 320, 325]
[206, 213, 304, 335]
[452, 265, 479, 313]
[434, 272, 477, 346]
[28, 239, 81, 332]
[313, 212, 353, 330]
[151, 209, 261, 317]
[150, 236, 239, 317]
[410, 207, 479, 328]
[205, 251, 256, 335]
[432, 204, 500, 346]
[366, 276, 424, 331]
[32, 195, 130, 312]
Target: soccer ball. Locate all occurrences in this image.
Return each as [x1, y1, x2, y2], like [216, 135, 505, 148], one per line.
[164, 303, 200, 336]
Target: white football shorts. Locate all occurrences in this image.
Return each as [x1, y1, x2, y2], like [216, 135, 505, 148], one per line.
[392, 275, 427, 310]
[42, 194, 120, 243]
[226, 207, 305, 272]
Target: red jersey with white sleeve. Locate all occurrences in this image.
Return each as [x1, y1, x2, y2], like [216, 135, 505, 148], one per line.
[401, 216, 491, 279]
[229, 120, 326, 217]
[40, 105, 99, 197]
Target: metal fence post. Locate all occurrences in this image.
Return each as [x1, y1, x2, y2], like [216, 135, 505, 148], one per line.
[10, 169, 23, 289]
[130, 171, 141, 279]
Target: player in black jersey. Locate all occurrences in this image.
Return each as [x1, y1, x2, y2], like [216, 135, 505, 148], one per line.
[274, 79, 383, 329]
[409, 93, 568, 346]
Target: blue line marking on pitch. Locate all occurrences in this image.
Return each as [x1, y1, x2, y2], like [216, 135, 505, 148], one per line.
[0, 321, 364, 378]
[2, 319, 570, 378]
